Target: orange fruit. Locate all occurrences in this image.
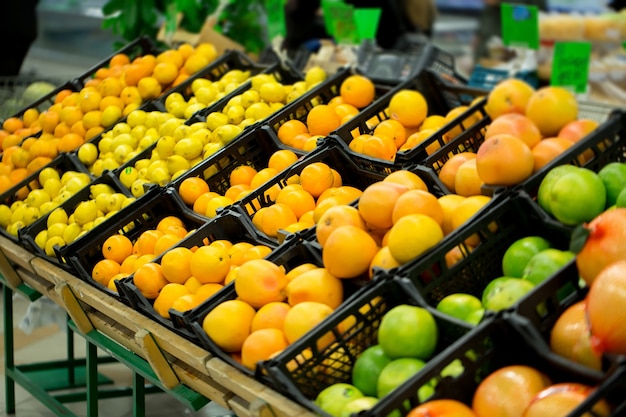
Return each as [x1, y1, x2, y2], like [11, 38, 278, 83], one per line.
[190, 245, 231, 284]
[228, 242, 255, 266]
[156, 49, 184, 68]
[251, 302, 292, 332]
[120, 254, 139, 275]
[531, 137, 573, 173]
[316, 204, 366, 247]
[300, 162, 336, 198]
[153, 61, 179, 86]
[133, 262, 168, 299]
[475, 134, 534, 186]
[2, 117, 24, 134]
[183, 53, 209, 75]
[160, 246, 193, 284]
[525, 86, 578, 137]
[234, 259, 288, 308]
[339, 74, 375, 109]
[109, 53, 130, 67]
[192, 191, 220, 215]
[275, 188, 316, 220]
[156, 216, 185, 233]
[202, 299, 256, 352]
[407, 400, 477, 417]
[241, 328, 289, 371]
[170, 293, 202, 312]
[306, 105, 341, 136]
[102, 235, 133, 264]
[57, 133, 84, 153]
[133, 230, 164, 257]
[322, 225, 378, 278]
[92, 258, 121, 287]
[333, 103, 359, 122]
[178, 177, 210, 206]
[485, 78, 535, 119]
[230, 165, 258, 187]
[387, 214, 444, 265]
[454, 158, 484, 197]
[153, 233, 182, 257]
[391, 189, 444, 225]
[277, 120, 309, 146]
[137, 76, 162, 100]
[361, 135, 397, 161]
[388, 90, 427, 128]
[268, 149, 299, 172]
[195, 283, 224, 302]
[153, 283, 191, 319]
[383, 170, 427, 191]
[438, 194, 466, 236]
[484, 113, 542, 149]
[285, 267, 343, 308]
[358, 181, 408, 230]
[450, 195, 493, 245]
[438, 152, 477, 193]
[369, 246, 400, 278]
[472, 365, 551, 417]
[283, 301, 335, 347]
[374, 119, 407, 149]
[257, 203, 298, 237]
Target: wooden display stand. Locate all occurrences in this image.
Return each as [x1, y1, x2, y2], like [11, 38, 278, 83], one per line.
[0, 235, 315, 417]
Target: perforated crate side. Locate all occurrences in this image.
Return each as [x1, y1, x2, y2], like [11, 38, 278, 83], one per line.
[260, 276, 473, 416]
[2, 80, 81, 122]
[393, 191, 574, 310]
[363, 315, 607, 417]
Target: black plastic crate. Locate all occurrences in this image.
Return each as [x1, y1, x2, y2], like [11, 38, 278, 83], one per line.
[19, 170, 131, 271]
[569, 364, 626, 417]
[152, 50, 269, 114]
[59, 186, 206, 299]
[420, 99, 622, 196]
[359, 315, 609, 417]
[183, 238, 368, 381]
[519, 109, 626, 198]
[0, 75, 68, 122]
[1, 80, 81, 124]
[260, 275, 474, 416]
[0, 153, 91, 244]
[512, 259, 622, 374]
[116, 207, 278, 342]
[169, 122, 306, 205]
[392, 191, 574, 314]
[73, 36, 161, 88]
[260, 66, 394, 155]
[329, 69, 488, 170]
[233, 141, 449, 243]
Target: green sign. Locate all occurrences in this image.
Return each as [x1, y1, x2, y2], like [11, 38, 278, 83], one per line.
[354, 8, 381, 42]
[501, 3, 539, 50]
[551, 41, 592, 94]
[265, 0, 287, 40]
[323, 2, 358, 44]
[321, 0, 345, 36]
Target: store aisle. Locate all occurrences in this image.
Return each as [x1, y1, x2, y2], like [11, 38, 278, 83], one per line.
[0, 289, 234, 417]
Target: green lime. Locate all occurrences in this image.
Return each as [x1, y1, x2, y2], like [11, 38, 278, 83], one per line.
[522, 248, 575, 286]
[315, 383, 363, 417]
[351, 345, 392, 397]
[377, 305, 438, 360]
[598, 162, 626, 208]
[502, 236, 552, 278]
[482, 277, 535, 312]
[435, 293, 483, 324]
[537, 165, 579, 215]
[377, 357, 426, 399]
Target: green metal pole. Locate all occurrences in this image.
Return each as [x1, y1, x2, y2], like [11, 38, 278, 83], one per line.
[86, 340, 98, 417]
[3, 284, 16, 414]
[67, 314, 76, 386]
[133, 372, 145, 417]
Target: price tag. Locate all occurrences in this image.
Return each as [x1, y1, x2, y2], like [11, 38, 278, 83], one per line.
[501, 3, 539, 50]
[551, 41, 592, 94]
[265, 0, 287, 40]
[354, 8, 381, 42]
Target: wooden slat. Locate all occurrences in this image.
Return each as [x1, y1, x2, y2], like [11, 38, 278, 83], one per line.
[206, 358, 315, 417]
[169, 361, 234, 410]
[31, 257, 212, 374]
[0, 236, 36, 273]
[135, 329, 179, 389]
[55, 282, 93, 334]
[0, 248, 24, 289]
[228, 396, 253, 417]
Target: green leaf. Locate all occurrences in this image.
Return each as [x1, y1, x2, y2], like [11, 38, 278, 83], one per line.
[102, 0, 126, 15]
[569, 224, 591, 254]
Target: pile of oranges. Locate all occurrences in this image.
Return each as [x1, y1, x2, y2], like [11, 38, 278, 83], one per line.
[275, 74, 377, 151]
